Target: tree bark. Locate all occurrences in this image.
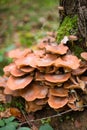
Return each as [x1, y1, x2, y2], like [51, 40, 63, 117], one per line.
[59, 0, 87, 49]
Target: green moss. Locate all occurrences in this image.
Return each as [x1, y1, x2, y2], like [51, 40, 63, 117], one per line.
[57, 15, 78, 43]
[70, 45, 84, 58]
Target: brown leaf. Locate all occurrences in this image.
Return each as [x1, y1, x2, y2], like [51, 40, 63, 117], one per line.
[10, 107, 22, 118]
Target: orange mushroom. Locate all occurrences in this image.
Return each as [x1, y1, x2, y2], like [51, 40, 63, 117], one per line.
[20, 66, 34, 73]
[8, 48, 32, 59]
[81, 52, 87, 61]
[48, 95, 68, 109]
[49, 87, 69, 97]
[45, 73, 71, 83]
[25, 101, 43, 112]
[19, 82, 48, 101]
[7, 75, 33, 90]
[36, 54, 57, 67]
[15, 53, 39, 68]
[3, 63, 15, 76]
[54, 54, 80, 70]
[45, 43, 68, 55]
[10, 65, 26, 77]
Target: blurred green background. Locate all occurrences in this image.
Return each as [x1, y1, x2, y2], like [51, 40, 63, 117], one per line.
[0, 0, 59, 75]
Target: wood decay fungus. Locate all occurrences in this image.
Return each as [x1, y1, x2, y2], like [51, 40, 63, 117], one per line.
[0, 32, 87, 113]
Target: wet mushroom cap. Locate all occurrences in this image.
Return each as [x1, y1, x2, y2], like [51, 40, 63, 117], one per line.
[36, 54, 57, 67]
[3, 63, 15, 76]
[8, 48, 32, 59]
[81, 52, 87, 61]
[10, 65, 26, 77]
[20, 66, 35, 73]
[15, 53, 39, 68]
[48, 95, 68, 109]
[45, 73, 71, 83]
[54, 55, 80, 70]
[45, 43, 68, 55]
[19, 82, 48, 101]
[7, 75, 33, 90]
[49, 87, 69, 97]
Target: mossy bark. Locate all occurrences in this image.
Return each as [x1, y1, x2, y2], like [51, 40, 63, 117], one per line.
[58, 0, 87, 50]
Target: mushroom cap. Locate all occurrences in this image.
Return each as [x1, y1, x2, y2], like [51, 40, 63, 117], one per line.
[19, 82, 48, 101]
[4, 87, 19, 96]
[45, 43, 68, 55]
[34, 50, 45, 57]
[64, 80, 79, 89]
[3, 63, 15, 76]
[36, 54, 57, 67]
[20, 66, 34, 73]
[45, 73, 71, 83]
[58, 6, 64, 11]
[54, 55, 80, 70]
[10, 65, 26, 77]
[8, 48, 32, 59]
[7, 75, 33, 90]
[81, 52, 87, 61]
[49, 87, 69, 97]
[48, 95, 68, 109]
[25, 101, 43, 112]
[72, 67, 87, 75]
[15, 53, 39, 68]
[68, 35, 78, 41]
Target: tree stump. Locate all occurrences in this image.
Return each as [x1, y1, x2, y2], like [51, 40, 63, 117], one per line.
[59, 0, 87, 49]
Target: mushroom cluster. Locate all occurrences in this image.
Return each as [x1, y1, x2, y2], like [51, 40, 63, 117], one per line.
[0, 33, 87, 113]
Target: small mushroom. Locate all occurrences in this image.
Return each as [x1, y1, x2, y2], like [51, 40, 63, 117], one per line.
[20, 66, 35, 73]
[81, 52, 87, 61]
[48, 95, 68, 109]
[10, 65, 26, 77]
[3, 63, 15, 76]
[45, 73, 71, 83]
[49, 87, 69, 97]
[68, 35, 78, 41]
[7, 75, 33, 90]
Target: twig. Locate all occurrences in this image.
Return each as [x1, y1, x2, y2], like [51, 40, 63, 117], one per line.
[19, 104, 87, 125]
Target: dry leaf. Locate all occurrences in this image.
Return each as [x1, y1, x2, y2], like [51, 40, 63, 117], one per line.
[0, 108, 11, 119]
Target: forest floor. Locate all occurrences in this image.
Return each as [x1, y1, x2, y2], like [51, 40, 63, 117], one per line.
[0, 0, 87, 130]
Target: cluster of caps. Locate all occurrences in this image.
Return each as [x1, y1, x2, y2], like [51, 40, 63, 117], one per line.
[0, 32, 87, 113]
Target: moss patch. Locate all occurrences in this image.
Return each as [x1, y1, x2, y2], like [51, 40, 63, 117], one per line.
[57, 15, 78, 43]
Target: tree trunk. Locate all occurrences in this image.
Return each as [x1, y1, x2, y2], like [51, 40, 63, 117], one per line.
[59, 0, 87, 49]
